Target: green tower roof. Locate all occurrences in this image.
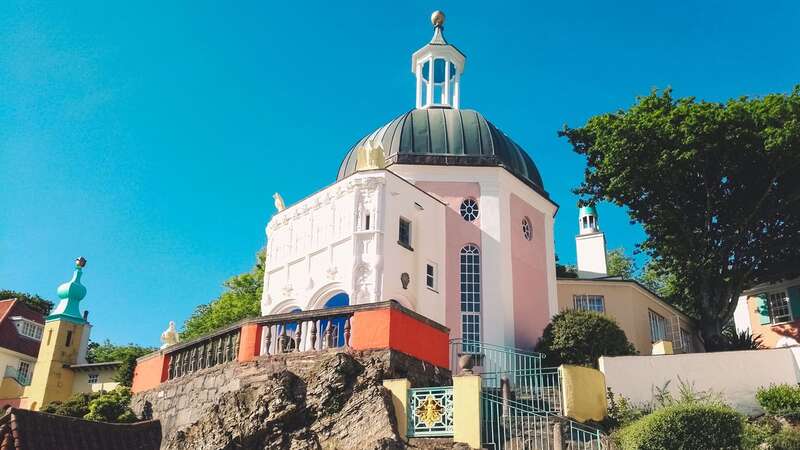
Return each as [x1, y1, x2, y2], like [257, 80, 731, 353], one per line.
[48, 257, 88, 324]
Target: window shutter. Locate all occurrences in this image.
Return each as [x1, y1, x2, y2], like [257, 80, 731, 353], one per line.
[788, 286, 800, 321]
[755, 294, 771, 325]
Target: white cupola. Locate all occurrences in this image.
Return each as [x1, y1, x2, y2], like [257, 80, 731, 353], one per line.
[412, 11, 466, 109]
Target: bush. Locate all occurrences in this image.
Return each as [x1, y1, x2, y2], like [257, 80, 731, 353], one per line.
[535, 309, 636, 367]
[741, 416, 781, 450]
[769, 427, 800, 450]
[756, 384, 800, 417]
[615, 403, 744, 450]
[605, 388, 649, 430]
[84, 387, 137, 423]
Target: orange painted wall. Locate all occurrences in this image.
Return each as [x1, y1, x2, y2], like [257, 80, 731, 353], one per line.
[131, 353, 169, 393]
[351, 307, 449, 369]
[238, 323, 262, 362]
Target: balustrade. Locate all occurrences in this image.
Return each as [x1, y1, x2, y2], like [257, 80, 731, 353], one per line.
[260, 311, 352, 355]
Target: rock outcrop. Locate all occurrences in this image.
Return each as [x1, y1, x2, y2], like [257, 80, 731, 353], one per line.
[131, 349, 450, 450]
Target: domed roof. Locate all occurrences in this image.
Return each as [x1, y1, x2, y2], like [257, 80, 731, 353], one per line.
[337, 108, 547, 196]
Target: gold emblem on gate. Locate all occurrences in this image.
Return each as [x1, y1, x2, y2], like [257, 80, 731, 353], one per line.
[415, 395, 444, 427]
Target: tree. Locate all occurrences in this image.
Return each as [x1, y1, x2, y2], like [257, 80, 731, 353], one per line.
[535, 309, 636, 367]
[555, 254, 578, 278]
[87, 340, 156, 387]
[42, 388, 138, 423]
[181, 249, 265, 340]
[0, 290, 53, 315]
[607, 248, 636, 279]
[560, 88, 800, 350]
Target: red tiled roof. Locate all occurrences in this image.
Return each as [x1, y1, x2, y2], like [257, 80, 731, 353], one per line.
[0, 299, 45, 358]
[0, 408, 161, 450]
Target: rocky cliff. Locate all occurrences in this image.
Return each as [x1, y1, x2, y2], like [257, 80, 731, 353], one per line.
[131, 349, 452, 450]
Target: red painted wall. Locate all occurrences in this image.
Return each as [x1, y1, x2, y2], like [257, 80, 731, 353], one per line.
[351, 306, 449, 369]
[131, 353, 169, 393]
[238, 323, 262, 362]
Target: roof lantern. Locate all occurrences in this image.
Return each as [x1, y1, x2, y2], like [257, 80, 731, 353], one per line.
[412, 11, 466, 109]
[49, 257, 88, 324]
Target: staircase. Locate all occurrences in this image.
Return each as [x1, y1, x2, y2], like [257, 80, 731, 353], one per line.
[450, 340, 607, 450]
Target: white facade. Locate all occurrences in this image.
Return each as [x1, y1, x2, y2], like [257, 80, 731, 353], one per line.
[262, 170, 447, 324]
[575, 207, 608, 279]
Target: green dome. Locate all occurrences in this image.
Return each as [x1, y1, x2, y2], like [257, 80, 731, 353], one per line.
[337, 108, 547, 197]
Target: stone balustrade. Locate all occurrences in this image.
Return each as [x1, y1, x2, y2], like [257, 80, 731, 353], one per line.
[132, 300, 450, 393]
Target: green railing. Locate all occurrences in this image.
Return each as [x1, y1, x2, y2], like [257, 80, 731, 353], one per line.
[407, 387, 454, 437]
[451, 339, 562, 414]
[482, 392, 604, 450]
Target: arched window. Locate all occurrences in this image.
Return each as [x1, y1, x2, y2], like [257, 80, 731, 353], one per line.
[460, 244, 481, 347]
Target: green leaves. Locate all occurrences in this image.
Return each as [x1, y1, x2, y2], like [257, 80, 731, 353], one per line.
[561, 87, 800, 346]
[86, 340, 156, 386]
[535, 309, 636, 367]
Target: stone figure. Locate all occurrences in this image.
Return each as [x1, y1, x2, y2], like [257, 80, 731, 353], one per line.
[273, 192, 286, 212]
[160, 321, 180, 349]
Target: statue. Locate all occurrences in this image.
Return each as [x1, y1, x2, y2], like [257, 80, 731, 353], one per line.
[355, 140, 386, 171]
[273, 192, 286, 212]
[160, 321, 180, 349]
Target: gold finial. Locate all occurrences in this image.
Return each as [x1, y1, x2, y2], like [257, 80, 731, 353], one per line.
[431, 11, 445, 27]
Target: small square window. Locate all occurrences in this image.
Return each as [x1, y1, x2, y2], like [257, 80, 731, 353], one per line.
[426, 263, 438, 291]
[88, 373, 99, 384]
[398, 218, 412, 249]
[768, 292, 792, 324]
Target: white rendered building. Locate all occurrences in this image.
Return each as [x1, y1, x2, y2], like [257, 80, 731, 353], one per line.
[262, 12, 558, 350]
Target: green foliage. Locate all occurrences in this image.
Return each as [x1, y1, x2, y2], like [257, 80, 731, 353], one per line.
[606, 247, 635, 279]
[555, 254, 578, 278]
[41, 387, 137, 423]
[769, 427, 800, 450]
[87, 340, 156, 387]
[605, 388, 649, 430]
[535, 309, 636, 367]
[638, 259, 683, 307]
[0, 289, 53, 315]
[741, 416, 781, 450]
[40, 392, 95, 418]
[561, 87, 800, 349]
[84, 387, 137, 423]
[614, 402, 744, 450]
[756, 384, 800, 417]
[181, 250, 265, 340]
[719, 326, 765, 351]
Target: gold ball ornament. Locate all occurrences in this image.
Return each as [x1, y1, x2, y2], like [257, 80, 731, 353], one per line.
[431, 11, 445, 27]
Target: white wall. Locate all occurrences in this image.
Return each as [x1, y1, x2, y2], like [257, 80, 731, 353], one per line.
[262, 170, 447, 325]
[600, 348, 800, 416]
[576, 232, 607, 279]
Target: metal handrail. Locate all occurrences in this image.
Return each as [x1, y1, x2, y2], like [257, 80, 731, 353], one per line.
[4, 365, 31, 386]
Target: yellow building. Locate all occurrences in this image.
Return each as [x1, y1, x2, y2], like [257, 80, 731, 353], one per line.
[15, 258, 121, 410]
[557, 278, 701, 355]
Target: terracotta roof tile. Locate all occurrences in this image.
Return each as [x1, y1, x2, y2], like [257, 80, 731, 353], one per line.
[0, 408, 161, 450]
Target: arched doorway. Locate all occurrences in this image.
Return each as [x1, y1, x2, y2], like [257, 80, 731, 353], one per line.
[321, 293, 349, 347]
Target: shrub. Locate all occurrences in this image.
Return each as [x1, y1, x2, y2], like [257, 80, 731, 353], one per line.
[756, 384, 800, 417]
[614, 402, 744, 450]
[719, 326, 765, 351]
[534, 309, 636, 367]
[741, 416, 781, 450]
[84, 387, 137, 423]
[605, 388, 649, 430]
[769, 427, 800, 450]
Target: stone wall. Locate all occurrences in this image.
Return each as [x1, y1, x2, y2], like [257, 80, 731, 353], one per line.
[131, 348, 450, 449]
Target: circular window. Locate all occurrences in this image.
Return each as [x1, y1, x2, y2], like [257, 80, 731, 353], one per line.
[460, 198, 479, 221]
[522, 217, 532, 241]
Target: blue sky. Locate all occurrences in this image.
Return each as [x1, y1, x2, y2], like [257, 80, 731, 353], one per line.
[1, 1, 798, 346]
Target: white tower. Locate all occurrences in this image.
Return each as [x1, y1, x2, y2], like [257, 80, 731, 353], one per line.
[576, 205, 608, 278]
[412, 11, 466, 109]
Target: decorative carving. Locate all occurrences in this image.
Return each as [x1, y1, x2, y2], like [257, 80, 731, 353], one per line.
[415, 395, 444, 428]
[326, 266, 338, 280]
[309, 321, 317, 351]
[278, 326, 289, 353]
[264, 326, 272, 355]
[281, 283, 294, 298]
[293, 323, 302, 352]
[401, 273, 410, 290]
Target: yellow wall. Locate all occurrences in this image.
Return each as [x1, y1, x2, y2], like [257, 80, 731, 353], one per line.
[557, 280, 700, 355]
[560, 364, 607, 422]
[382, 379, 410, 441]
[71, 368, 119, 394]
[25, 319, 85, 410]
[453, 376, 481, 449]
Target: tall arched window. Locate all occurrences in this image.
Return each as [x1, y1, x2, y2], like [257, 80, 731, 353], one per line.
[460, 244, 481, 346]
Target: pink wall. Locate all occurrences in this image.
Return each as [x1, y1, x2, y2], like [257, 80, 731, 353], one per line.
[509, 193, 550, 350]
[415, 181, 482, 342]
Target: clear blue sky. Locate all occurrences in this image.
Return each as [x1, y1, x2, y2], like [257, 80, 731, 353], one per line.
[1, 1, 798, 346]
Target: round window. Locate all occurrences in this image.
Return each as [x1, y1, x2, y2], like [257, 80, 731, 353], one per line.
[522, 217, 532, 241]
[460, 198, 479, 221]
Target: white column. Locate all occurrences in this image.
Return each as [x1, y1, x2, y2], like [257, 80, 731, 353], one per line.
[426, 57, 434, 107]
[443, 61, 451, 106]
[415, 63, 423, 109]
[453, 71, 461, 109]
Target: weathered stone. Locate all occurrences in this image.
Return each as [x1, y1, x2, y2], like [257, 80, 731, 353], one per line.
[131, 349, 450, 449]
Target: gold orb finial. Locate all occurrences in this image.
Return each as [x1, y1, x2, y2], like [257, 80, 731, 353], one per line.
[431, 11, 445, 27]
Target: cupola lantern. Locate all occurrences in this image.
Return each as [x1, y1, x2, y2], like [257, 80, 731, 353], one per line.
[412, 11, 465, 109]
